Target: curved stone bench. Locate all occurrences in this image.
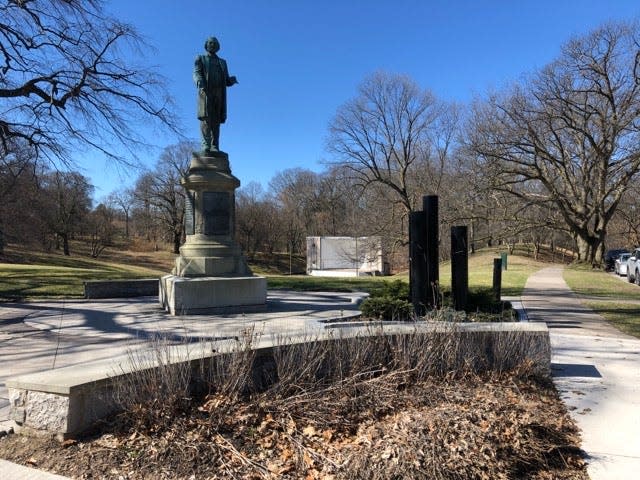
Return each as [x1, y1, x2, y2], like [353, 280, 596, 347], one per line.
[6, 322, 550, 439]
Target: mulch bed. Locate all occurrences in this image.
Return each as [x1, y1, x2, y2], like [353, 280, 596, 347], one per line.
[0, 372, 587, 479]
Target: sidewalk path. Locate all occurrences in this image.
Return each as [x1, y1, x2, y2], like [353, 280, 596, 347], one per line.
[0, 459, 70, 479]
[521, 267, 640, 479]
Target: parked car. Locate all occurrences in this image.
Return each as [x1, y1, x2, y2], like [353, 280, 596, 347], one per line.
[627, 248, 640, 284]
[615, 253, 631, 276]
[605, 248, 629, 271]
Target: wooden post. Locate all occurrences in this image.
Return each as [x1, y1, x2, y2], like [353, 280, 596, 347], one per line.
[493, 258, 502, 302]
[409, 211, 427, 316]
[423, 195, 440, 308]
[451, 226, 468, 311]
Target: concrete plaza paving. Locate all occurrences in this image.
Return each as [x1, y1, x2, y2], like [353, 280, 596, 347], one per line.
[0, 290, 367, 424]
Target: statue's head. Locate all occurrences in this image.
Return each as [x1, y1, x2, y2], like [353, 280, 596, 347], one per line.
[204, 37, 220, 54]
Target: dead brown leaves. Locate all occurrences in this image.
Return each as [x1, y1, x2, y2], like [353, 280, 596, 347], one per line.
[0, 372, 587, 479]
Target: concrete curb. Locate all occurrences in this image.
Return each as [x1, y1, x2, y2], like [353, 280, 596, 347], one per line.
[0, 459, 70, 479]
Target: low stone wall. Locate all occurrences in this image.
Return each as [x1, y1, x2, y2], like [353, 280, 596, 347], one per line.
[6, 322, 550, 439]
[84, 279, 159, 299]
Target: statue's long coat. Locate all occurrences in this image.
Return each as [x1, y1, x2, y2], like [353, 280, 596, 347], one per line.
[193, 54, 234, 124]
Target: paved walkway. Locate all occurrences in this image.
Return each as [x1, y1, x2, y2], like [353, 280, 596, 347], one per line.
[0, 459, 69, 479]
[522, 267, 640, 480]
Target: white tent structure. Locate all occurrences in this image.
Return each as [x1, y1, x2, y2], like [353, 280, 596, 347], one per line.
[306, 236, 386, 277]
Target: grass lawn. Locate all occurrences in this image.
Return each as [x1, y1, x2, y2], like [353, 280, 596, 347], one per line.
[581, 301, 640, 338]
[0, 244, 169, 301]
[440, 249, 546, 297]
[0, 262, 166, 300]
[1, 243, 551, 307]
[563, 266, 640, 300]
[563, 266, 640, 339]
[266, 275, 390, 292]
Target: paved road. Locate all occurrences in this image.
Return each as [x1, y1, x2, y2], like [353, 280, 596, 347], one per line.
[522, 267, 640, 480]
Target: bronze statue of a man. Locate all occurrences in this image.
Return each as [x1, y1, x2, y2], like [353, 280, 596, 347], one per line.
[194, 36, 238, 153]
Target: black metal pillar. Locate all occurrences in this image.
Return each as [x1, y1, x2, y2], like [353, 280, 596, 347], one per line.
[409, 211, 427, 316]
[451, 226, 468, 311]
[493, 258, 503, 302]
[423, 195, 439, 308]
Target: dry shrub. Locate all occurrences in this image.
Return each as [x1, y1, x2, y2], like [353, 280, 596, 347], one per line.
[111, 327, 264, 431]
[94, 323, 578, 479]
[111, 335, 194, 431]
[112, 323, 549, 432]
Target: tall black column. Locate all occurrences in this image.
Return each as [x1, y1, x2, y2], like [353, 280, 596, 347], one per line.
[423, 195, 439, 308]
[493, 258, 503, 302]
[409, 211, 427, 316]
[451, 226, 468, 311]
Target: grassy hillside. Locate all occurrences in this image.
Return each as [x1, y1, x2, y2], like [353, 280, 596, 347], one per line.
[440, 247, 551, 297]
[0, 243, 171, 300]
[0, 243, 553, 302]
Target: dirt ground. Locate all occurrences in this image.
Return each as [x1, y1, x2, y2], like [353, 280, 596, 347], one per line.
[0, 373, 587, 480]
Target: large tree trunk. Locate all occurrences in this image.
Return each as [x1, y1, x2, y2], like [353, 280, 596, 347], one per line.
[61, 233, 70, 256]
[575, 234, 604, 265]
[172, 230, 181, 254]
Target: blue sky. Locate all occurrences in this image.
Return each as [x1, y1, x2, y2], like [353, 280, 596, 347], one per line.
[85, 0, 640, 200]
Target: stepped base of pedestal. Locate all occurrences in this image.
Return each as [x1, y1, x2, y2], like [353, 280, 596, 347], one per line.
[174, 255, 250, 277]
[160, 275, 267, 315]
[174, 238, 251, 277]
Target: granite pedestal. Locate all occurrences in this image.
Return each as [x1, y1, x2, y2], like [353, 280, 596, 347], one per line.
[160, 275, 267, 315]
[159, 150, 266, 315]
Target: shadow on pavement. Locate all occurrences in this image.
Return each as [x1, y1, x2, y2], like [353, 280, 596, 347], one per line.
[551, 362, 602, 378]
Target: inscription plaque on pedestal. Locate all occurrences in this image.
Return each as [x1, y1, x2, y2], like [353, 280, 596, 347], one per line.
[203, 191, 230, 236]
[184, 192, 195, 236]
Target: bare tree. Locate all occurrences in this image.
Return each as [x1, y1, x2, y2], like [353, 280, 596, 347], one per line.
[88, 203, 116, 258]
[132, 141, 194, 253]
[412, 102, 462, 199]
[131, 173, 160, 244]
[467, 22, 640, 264]
[107, 188, 135, 238]
[313, 167, 354, 236]
[236, 182, 270, 257]
[326, 71, 440, 213]
[0, 139, 37, 252]
[41, 170, 93, 255]
[609, 178, 640, 248]
[269, 168, 322, 254]
[0, 0, 179, 167]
